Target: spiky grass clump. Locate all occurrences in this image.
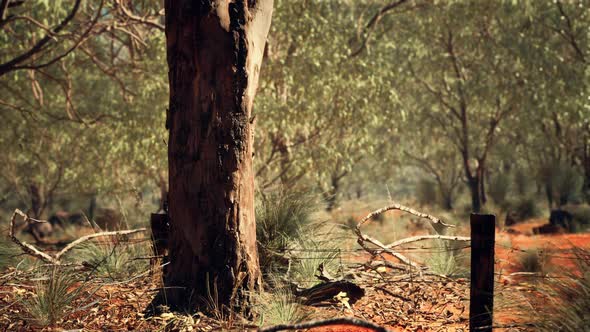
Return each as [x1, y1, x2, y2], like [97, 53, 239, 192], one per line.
[255, 279, 310, 326]
[425, 240, 469, 278]
[72, 239, 149, 280]
[21, 267, 85, 327]
[256, 191, 316, 275]
[289, 233, 340, 287]
[534, 247, 590, 331]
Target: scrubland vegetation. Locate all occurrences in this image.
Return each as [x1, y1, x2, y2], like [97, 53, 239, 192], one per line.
[1, 0, 589, 331]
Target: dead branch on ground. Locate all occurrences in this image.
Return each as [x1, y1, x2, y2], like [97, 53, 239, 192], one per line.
[355, 202, 454, 229]
[9, 209, 146, 265]
[354, 202, 468, 269]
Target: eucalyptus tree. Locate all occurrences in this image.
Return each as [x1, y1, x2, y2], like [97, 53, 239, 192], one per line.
[511, 0, 589, 205]
[161, 0, 273, 312]
[255, 0, 400, 209]
[0, 1, 167, 214]
[386, 2, 530, 212]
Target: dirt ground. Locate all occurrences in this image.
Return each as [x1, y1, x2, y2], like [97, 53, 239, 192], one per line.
[1, 218, 589, 331]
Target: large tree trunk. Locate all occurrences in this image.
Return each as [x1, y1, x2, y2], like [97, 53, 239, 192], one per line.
[162, 0, 273, 313]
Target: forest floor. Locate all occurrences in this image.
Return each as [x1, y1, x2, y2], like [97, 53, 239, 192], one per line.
[0, 218, 589, 331]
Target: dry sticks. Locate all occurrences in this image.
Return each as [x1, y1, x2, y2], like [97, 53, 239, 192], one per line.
[354, 201, 469, 269]
[9, 209, 146, 265]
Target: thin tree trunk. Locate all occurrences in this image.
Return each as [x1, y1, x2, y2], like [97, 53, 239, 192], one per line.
[160, 0, 273, 313]
[29, 183, 43, 219]
[479, 167, 487, 206]
[441, 189, 453, 211]
[469, 178, 481, 213]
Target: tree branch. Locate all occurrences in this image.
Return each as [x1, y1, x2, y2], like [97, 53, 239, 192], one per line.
[349, 0, 410, 57]
[0, 0, 83, 76]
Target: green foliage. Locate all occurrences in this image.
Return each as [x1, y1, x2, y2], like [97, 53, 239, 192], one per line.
[289, 234, 340, 287]
[540, 162, 585, 207]
[561, 204, 590, 233]
[0, 236, 20, 271]
[513, 168, 533, 197]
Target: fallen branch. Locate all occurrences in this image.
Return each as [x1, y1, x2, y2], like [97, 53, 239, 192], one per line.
[258, 317, 393, 332]
[357, 233, 421, 268]
[356, 202, 454, 229]
[9, 209, 146, 265]
[9, 210, 56, 264]
[384, 234, 470, 249]
[353, 202, 459, 269]
[54, 228, 146, 261]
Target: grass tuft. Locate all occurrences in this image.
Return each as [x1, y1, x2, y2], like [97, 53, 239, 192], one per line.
[71, 239, 149, 280]
[425, 240, 469, 278]
[256, 190, 316, 275]
[533, 247, 590, 331]
[21, 267, 86, 327]
[255, 278, 311, 326]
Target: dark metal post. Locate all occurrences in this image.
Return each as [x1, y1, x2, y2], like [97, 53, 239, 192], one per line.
[470, 213, 495, 331]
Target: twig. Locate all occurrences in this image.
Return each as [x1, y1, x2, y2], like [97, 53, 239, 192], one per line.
[374, 286, 411, 302]
[258, 317, 393, 332]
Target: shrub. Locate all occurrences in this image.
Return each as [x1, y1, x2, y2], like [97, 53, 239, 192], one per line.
[254, 279, 310, 326]
[416, 179, 437, 206]
[256, 191, 315, 275]
[561, 204, 590, 233]
[425, 240, 469, 278]
[344, 215, 357, 230]
[519, 248, 552, 276]
[488, 172, 511, 208]
[370, 212, 385, 224]
[540, 162, 584, 207]
[0, 235, 20, 271]
[505, 197, 541, 224]
[289, 234, 340, 287]
[513, 168, 532, 196]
